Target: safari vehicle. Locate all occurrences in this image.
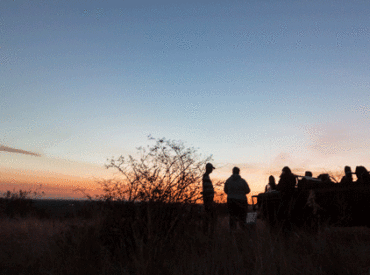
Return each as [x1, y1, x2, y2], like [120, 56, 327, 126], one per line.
[253, 169, 370, 230]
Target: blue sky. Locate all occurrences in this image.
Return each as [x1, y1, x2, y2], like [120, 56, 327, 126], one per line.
[1, 0, 370, 196]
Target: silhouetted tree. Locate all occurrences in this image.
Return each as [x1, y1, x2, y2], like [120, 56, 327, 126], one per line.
[96, 136, 213, 204]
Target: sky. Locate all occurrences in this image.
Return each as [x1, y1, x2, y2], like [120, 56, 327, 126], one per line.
[1, 0, 370, 199]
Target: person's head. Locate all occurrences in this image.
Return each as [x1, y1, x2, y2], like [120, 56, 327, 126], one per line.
[205, 163, 215, 174]
[318, 173, 330, 182]
[269, 175, 275, 184]
[232, 167, 240, 175]
[282, 166, 292, 175]
[344, 166, 352, 174]
[355, 166, 368, 180]
[305, 171, 312, 177]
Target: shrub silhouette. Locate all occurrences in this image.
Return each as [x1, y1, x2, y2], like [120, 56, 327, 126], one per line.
[74, 137, 217, 262]
[95, 136, 213, 204]
[0, 186, 44, 218]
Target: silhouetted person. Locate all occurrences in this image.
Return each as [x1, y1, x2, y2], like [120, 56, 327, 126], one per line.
[340, 166, 353, 184]
[318, 173, 332, 183]
[276, 166, 296, 196]
[276, 166, 296, 230]
[224, 167, 251, 232]
[202, 163, 216, 235]
[355, 166, 370, 184]
[265, 175, 276, 192]
[304, 171, 313, 179]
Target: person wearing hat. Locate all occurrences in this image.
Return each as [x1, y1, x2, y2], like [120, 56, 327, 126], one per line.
[224, 167, 251, 231]
[202, 163, 216, 235]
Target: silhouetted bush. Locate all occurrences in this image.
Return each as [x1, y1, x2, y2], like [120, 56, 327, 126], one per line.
[0, 187, 44, 218]
[85, 136, 215, 204]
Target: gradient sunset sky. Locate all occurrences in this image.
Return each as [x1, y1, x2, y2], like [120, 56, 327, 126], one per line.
[1, 0, 369, 199]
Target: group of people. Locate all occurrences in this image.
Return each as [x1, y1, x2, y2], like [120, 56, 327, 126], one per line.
[202, 163, 251, 234]
[202, 163, 298, 234]
[339, 165, 370, 185]
[264, 167, 298, 193]
[202, 163, 370, 234]
[265, 165, 370, 193]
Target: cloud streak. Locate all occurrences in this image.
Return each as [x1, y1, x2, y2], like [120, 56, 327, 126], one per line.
[0, 145, 41, 157]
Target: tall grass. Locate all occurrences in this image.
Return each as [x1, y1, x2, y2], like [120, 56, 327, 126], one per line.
[0, 202, 369, 275]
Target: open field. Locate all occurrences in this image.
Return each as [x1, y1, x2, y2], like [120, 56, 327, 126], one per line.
[0, 199, 370, 275]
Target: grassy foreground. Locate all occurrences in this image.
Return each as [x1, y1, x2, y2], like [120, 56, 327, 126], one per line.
[0, 201, 370, 275]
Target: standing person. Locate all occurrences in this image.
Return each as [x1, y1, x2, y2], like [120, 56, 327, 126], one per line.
[202, 163, 216, 235]
[224, 167, 251, 232]
[276, 166, 296, 229]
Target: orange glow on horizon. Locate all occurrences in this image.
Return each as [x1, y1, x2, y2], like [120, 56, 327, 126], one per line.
[0, 167, 104, 200]
[0, 163, 362, 201]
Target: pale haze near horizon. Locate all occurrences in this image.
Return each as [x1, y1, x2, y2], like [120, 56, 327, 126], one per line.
[1, 0, 369, 199]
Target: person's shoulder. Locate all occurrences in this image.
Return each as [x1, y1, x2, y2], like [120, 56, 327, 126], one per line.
[225, 176, 233, 184]
[226, 176, 233, 181]
[203, 173, 210, 180]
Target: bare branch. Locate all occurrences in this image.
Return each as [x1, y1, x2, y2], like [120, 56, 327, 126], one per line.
[100, 137, 212, 203]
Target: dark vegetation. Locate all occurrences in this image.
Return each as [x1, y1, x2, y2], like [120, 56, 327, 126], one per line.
[0, 187, 44, 219]
[1, 137, 370, 274]
[1, 197, 370, 275]
[78, 136, 225, 204]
